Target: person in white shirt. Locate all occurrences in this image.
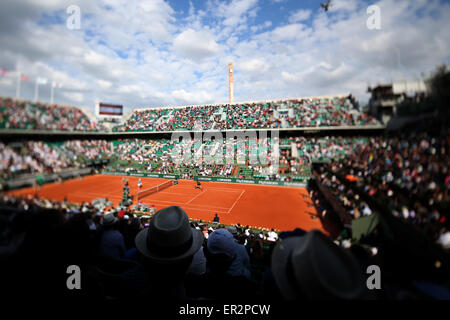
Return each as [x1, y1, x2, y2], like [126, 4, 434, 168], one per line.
[362, 203, 372, 216]
[267, 228, 278, 242]
[437, 229, 450, 249]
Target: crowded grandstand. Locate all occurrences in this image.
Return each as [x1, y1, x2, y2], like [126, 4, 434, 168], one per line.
[1, 82, 449, 302]
[1, 0, 449, 306]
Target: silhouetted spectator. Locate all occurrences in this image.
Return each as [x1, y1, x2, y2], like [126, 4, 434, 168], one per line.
[98, 213, 126, 260]
[127, 206, 204, 299]
[205, 229, 251, 279]
[269, 230, 366, 299]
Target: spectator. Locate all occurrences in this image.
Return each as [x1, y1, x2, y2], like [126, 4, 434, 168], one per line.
[205, 229, 251, 279]
[187, 247, 207, 276]
[98, 213, 126, 260]
[269, 230, 366, 299]
[267, 228, 279, 242]
[132, 206, 204, 299]
[437, 228, 450, 250]
[227, 225, 238, 237]
[186, 228, 256, 299]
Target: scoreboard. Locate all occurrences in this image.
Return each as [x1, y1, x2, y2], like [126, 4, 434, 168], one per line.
[96, 102, 123, 117]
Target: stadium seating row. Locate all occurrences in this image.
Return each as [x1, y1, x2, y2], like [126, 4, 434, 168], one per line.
[113, 96, 380, 132]
[0, 95, 380, 133]
[0, 96, 106, 131]
[108, 136, 368, 181]
[310, 132, 449, 251]
[0, 136, 368, 186]
[0, 140, 110, 183]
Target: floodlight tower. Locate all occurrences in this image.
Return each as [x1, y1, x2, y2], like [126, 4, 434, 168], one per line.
[228, 62, 234, 104]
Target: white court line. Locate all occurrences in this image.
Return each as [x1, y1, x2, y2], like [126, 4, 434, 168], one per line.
[173, 185, 201, 190]
[157, 191, 193, 196]
[150, 202, 229, 214]
[141, 198, 230, 210]
[208, 187, 243, 193]
[70, 190, 230, 211]
[172, 185, 206, 191]
[185, 190, 205, 204]
[179, 202, 230, 210]
[227, 189, 245, 214]
[72, 191, 121, 198]
[174, 185, 240, 193]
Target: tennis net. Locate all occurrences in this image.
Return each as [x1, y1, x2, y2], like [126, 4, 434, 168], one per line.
[136, 180, 174, 202]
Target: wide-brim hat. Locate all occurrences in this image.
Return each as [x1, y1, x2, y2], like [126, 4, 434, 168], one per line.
[227, 226, 238, 236]
[102, 213, 118, 226]
[135, 206, 203, 263]
[271, 229, 365, 300]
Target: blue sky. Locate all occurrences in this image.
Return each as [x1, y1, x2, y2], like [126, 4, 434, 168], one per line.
[0, 0, 449, 114]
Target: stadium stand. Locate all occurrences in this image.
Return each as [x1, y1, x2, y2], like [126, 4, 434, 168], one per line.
[308, 130, 450, 282]
[0, 140, 110, 185]
[113, 95, 381, 132]
[105, 136, 375, 182]
[107, 137, 313, 181]
[0, 94, 381, 134]
[0, 96, 106, 131]
[1, 93, 449, 301]
[313, 133, 449, 231]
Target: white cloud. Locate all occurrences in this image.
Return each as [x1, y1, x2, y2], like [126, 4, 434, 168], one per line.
[63, 91, 84, 103]
[250, 20, 272, 33]
[0, 0, 449, 110]
[118, 84, 141, 94]
[239, 58, 269, 73]
[330, 0, 359, 12]
[270, 23, 308, 41]
[216, 0, 259, 27]
[281, 71, 298, 82]
[97, 79, 112, 89]
[288, 9, 311, 23]
[0, 76, 14, 86]
[171, 89, 213, 104]
[173, 28, 220, 61]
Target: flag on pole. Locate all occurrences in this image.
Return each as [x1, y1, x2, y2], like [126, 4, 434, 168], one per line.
[20, 74, 29, 81]
[52, 81, 62, 88]
[50, 81, 62, 104]
[36, 77, 48, 85]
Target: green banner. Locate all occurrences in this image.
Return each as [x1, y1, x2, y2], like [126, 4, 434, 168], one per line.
[102, 171, 307, 187]
[103, 171, 180, 179]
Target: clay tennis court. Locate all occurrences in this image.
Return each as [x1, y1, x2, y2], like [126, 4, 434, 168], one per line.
[8, 174, 324, 232]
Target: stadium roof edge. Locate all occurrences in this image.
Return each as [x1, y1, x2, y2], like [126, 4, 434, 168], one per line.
[0, 125, 386, 136]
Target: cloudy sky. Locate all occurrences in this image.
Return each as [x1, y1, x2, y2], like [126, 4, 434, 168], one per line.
[0, 0, 449, 114]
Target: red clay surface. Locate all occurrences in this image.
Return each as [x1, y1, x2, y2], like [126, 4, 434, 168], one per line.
[8, 174, 324, 232]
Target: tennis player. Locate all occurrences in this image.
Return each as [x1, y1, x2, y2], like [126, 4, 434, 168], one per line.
[138, 178, 143, 189]
[195, 180, 203, 190]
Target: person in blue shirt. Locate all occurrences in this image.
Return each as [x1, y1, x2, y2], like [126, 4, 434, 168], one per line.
[204, 228, 252, 279]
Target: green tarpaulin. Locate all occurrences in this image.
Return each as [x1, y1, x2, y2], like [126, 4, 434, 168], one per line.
[351, 213, 380, 242]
